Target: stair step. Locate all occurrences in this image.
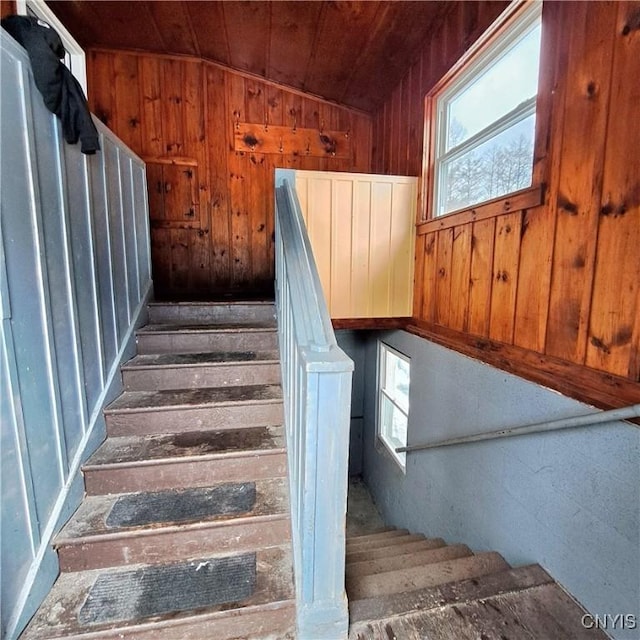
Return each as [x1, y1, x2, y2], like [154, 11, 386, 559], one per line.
[347, 538, 447, 564]
[136, 323, 278, 355]
[21, 546, 295, 640]
[346, 533, 426, 553]
[83, 426, 287, 494]
[346, 551, 510, 599]
[104, 385, 284, 436]
[346, 529, 409, 547]
[346, 527, 396, 540]
[122, 350, 281, 390]
[349, 564, 555, 626]
[148, 301, 276, 326]
[55, 478, 290, 571]
[346, 544, 473, 579]
[350, 576, 609, 640]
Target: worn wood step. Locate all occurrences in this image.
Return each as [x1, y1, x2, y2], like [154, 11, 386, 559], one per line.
[346, 533, 426, 553]
[83, 426, 287, 495]
[104, 385, 284, 436]
[121, 350, 281, 391]
[55, 478, 290, 572]
[346, 544, 473, 579]
[346, 551, 510, 600]
[136, 323, 278, 355]
[350, 574, 609, 640]
[349, 564, 554, 627]
[147, 301, 276, 326]
[346, 538, 447, 564]
[346, 527, 396, 540]
[346, 529, 409, 547]
[21, 546, 295, 640]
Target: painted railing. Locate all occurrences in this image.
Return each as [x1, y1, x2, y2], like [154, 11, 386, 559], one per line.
[1, 30, 152, 639]
[274, 170, 354, 639]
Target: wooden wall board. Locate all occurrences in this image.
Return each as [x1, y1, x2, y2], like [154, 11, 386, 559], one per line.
[88, 49, 372, 299]
[373, 0, 640, 403]
[545, 2, 616, 364]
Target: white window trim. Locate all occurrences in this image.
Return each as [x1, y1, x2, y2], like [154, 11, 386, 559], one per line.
[377, 342, 410, 471]
[431, 0, 542, 217]
[17, 0, 87, 94]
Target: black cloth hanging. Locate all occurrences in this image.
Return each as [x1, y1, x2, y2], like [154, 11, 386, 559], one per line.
[2, 15, 100, 154]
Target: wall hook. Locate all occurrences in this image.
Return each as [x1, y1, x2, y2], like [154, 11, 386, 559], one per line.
[279, 137, 284, 153]
[264, 112, 269, 132]
[233, 110, 241, 130]
[319, 118, 325, 134]
[344, 129, 351, 139]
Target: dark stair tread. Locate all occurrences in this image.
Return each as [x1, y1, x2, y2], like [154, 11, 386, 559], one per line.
[347, 538, 447, 564]
[137, 322, 277, 333]
[349, 564, 554, 624]
[346, 552, 511, 600]
[56, 477, 288, 542]
[105, 384, 283, 413]
[122, 350, 280, 369]
[21, 547, 294, 640]
[346, 527, 396, 540]
[350, 578, 609, 640]
[84, 426, 286, 468]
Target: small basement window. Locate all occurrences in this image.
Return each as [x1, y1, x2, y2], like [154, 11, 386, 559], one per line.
[377, 343, 410, 470]
[429, 0, 542, 217]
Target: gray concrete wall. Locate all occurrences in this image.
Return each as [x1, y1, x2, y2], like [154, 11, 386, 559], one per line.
[360, 329, 639, 640]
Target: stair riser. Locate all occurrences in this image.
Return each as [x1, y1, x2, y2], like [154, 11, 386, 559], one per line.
[122, 363, 281, 391]
[84, 453, 287, 495]
[148, 303, 275, 326]
[136, 331, 278, 355]
[106, 402, 284, 436]
[57, 517, 292, 572]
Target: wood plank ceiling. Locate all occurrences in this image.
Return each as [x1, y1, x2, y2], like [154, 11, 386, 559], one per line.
[46, 0, 452, 112]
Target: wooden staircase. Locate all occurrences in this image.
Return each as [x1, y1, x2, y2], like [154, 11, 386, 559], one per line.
[21, 301, 296, 640]
[346, 528, 609, 639]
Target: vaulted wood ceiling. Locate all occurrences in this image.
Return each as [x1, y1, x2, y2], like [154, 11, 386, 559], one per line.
[46, 0, 452, 112]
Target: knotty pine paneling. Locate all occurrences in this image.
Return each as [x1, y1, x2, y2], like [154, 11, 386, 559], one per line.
[374, 0, 640, 406]
[87, 49, 372, 299]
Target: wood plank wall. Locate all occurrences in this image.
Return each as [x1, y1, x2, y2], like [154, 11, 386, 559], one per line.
[372, 0, 640, 409]
[87, 50, 371, 300]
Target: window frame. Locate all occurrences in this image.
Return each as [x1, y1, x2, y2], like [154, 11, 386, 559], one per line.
[421, 0, 545, 224]
[376, 342, 410, 471]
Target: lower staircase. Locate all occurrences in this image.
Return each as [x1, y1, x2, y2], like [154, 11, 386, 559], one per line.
[21, 301, 296, 640]
[346, 528, 609, 639]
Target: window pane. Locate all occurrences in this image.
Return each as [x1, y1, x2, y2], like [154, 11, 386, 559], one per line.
[441, 113, 535, 214]
[381, 397, 407, 448]
[384, 351, 410, 412]
[445, 22, 541, 152]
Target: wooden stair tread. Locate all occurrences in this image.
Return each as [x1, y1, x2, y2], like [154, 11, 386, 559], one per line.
[84, 426, 286, 468]
[346, 551, 511, 600]
[21, 547, 294, 640]
[56, 478, 288, 543]
[346, 533, 426, 552]
[346, 544, 473, 578]
[105, 384, 283, 413]
[123, 350, 280, 369]
[137, 322, 276, 334]
[347, 538, 447, 564]
[350, 578, 609, 640]
[346, 529, 409, 546]
[349, 564, 554, 624]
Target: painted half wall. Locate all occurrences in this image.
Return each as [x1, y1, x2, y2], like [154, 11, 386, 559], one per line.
[360, 330, 639, 640]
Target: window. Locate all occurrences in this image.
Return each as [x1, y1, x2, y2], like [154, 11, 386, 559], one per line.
[377, 343, 410, 470]
[430, 1, 542, 217]
[17, 0, 87, 95]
